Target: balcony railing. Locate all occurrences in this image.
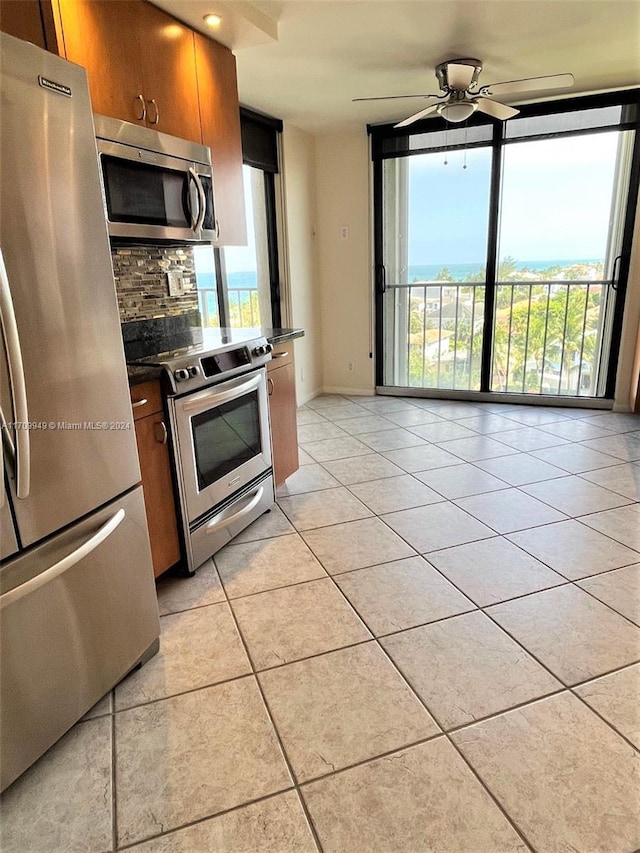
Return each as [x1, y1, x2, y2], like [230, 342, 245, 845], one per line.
[390, 279, 610, 396]
[491, 280, 609, 396]
[198, 286, 261, 329]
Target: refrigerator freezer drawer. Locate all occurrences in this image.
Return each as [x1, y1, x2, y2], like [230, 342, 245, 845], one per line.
[0, 485, 160, 792]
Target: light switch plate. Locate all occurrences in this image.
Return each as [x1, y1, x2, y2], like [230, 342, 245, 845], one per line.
[167, 271, 184, 296]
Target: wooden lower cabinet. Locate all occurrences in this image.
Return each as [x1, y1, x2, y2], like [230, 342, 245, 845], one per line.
[131, 382, 181, 578]
[267, 344, 299, 486]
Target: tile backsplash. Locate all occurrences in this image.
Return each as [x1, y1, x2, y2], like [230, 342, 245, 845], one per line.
[112, 245, 199, 322]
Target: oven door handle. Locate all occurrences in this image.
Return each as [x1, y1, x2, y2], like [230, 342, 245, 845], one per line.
[181, 373, 262, 415]
[204, 485, 264, 534]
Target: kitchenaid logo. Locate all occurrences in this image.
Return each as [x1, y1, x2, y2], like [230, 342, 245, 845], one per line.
[38, 76, 72, 97]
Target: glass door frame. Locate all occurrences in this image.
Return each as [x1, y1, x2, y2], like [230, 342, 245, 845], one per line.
[372, 88, 640, 404]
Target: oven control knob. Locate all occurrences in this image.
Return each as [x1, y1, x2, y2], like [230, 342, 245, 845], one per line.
[174, 368, 190, 382]
[253, 343, 273, 357]
[187, 365, 200, 378]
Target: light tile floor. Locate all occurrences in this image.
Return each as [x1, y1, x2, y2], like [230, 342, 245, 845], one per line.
[2, 396, 640, 852]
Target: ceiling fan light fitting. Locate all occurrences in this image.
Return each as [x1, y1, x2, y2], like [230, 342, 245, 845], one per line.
[437, 100, 478, 123]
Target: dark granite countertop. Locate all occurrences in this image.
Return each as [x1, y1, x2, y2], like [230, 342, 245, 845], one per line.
[265, 328, 305, 344]
[127, 364, 164, 386]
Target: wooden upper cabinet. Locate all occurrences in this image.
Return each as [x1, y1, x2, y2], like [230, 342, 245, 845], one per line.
[194, 32, 247, 246]
[136, 2, 200, 141]
[54, 0, 200, 141]
[0, 0, 58, 51]
[54, 0, 147, 126]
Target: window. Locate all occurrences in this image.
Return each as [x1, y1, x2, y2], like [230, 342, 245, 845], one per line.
[196, 108, 283, 331]
[372, 91, 639, 400]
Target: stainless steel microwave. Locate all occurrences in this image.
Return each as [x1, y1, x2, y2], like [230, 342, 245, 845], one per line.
[94, 115, 219, 244]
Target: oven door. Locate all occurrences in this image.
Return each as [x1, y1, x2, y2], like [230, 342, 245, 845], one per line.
[170, 368, 272, 523]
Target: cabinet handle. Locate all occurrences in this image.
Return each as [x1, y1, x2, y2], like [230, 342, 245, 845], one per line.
[154, 421, 168, 445]
[272, 351, 289, 359]
[135, 94, 146, 121]
[147, 98, 159, 125]
[267, 377, 274, 396]
[215, 219, 221, 241]
[132, 398, 148, 409]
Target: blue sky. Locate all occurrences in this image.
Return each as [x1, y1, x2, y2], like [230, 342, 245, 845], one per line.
[407, 130, 621, 266]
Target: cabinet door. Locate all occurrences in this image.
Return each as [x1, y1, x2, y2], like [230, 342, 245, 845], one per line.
[194, 32, 247, 245]
[268, 360, 299, 486]
[55, 0, 146, 125]
[138, 2, 200, 142]
[134, 413, 181, 577]
[0, 0, 46, 48]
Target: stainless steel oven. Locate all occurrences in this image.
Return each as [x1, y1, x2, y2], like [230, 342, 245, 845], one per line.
[128, 329, 275, 573]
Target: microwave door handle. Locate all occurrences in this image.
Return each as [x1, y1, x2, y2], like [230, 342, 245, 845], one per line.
[187, 168, 200, 232]
[0, 247, 30, 498]
[192, 170, 207, 233]
[181, 373, 262, 415]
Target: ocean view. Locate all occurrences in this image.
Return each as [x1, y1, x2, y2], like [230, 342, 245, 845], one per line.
[407, 259, 603, 282]
[195, 259, 604, 292]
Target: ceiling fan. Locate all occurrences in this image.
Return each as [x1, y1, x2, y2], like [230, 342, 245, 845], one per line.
[353, 58, 574, 127]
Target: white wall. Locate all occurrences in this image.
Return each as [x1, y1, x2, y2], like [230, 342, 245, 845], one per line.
[314, 130, 375, 395]
[280, 123, 323, 404]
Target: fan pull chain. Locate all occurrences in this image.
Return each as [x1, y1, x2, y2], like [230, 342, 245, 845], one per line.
[444, 127, 449, 166]
[463, 123, 468, 170]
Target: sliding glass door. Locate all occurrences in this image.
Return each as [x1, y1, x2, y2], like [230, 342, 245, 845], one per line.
[381, 143, 492, 391]
[374, 93, 639, 402]
[492, 129, 634, 396]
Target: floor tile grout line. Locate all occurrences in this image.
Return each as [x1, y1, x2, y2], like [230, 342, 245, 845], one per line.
[345, 594, 539, 852]
[277, 520, 538, 850]
[566, 682, 640, 755]
[114, 786, 299, 852]
[303, 438, 640, 561]
[105, 609, 640, 723]
[276, 472, 639, 621]
[117, 399, 637, 850]
[293, 530, 544, 850]
[511, 479, 636, 517]
[215, 572, 326, 853]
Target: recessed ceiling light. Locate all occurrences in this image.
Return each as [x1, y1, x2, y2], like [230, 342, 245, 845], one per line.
[203, 13, 222, 28]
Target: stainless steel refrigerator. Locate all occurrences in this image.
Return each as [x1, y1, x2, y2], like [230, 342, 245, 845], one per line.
[0, 33, 160, 791]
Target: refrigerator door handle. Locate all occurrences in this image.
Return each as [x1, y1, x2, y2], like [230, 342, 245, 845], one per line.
[0, 247, 30, 498]
[0, 508, 126, 608]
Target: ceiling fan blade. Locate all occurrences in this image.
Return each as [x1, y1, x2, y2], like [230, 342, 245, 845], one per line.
[475, 98, 520, 120]
[394, 103, 440, 128]
[352, 93, 440, 102]
[446, 62, 477, 90]
[482, 73, 575, 98]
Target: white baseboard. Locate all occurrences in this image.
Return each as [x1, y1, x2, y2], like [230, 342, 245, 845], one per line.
[296, 387, 324, 407]
[322, 385, 376, 397]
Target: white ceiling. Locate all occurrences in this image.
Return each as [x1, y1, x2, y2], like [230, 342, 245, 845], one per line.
[157, 0, 640, 134]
